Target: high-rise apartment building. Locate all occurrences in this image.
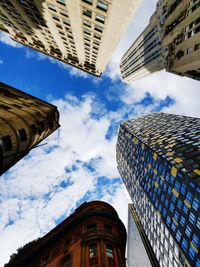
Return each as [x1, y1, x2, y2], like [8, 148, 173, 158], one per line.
[117, 113, 200, 267]
[120, 0, 200, 82]
[5, 201, 126, 267]
[0, 82, 60, 175]
[0, 0, 141, 77]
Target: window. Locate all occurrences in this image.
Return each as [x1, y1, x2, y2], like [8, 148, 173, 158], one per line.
[95, 14, 105, 24]
[60, 9, 68, 17]
[104, 224, 112, 232]
[106, 245, 113, 258]
[82, 0, 93, 4]
[194, 43, 200, 50]
[63, 19, 70, 26]
[42, 255, 49, 265]
[62, 255, 71, 267]
[83, 20, 91, 28]
[83, 9, 92, 18]
[187, 47, 193, 54]
[0, 136, 12, 152]
[87, 223, 96, 231]
[89, 243, 97, 257]
[57, 0, 65, 4]
[96, 0, 108, 12]
[18, 128, 27, 141]
[94, 25, 103, 33]
[48, 3, 56, 11]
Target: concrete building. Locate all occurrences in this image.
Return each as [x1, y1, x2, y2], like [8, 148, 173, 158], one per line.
[117, 113, 200, 267]
[120, 0, 200, 82]
[0, 82, 60, 175]
[0, 0, 141, 77]
[4, 201, 126, 267]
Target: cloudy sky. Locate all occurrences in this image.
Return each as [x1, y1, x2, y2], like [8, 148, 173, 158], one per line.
[0, 0, 200, 266]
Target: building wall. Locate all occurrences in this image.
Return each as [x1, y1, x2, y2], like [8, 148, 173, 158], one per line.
[0, 82, 60, 175]
[0, 0, 141, 77]
[5, 201, 126, 267]
[117, 113, 200, 267]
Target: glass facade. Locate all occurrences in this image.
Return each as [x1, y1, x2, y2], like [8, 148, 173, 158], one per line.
[117, 113, 200, 267]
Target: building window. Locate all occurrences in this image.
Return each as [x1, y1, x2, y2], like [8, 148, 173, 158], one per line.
[187, 47, 193, 54]
[82, 0, 93, 4]
[104, 224, 112, 232]
[94, 25, 103, 33]
[18, 129, 27, 142]
[83, 20, 91, 28]
[87, 223, 96, 231]
[89, 243, 98, 257]
[48, 3, 56, 12]
[96, 0, 108, 12]
[106, 244, 113, 258]
[194, 43, 200, 50]
[83, 9, 92, 18]
[0, 136, 12, 152]
[62, 255, 71, 267]
[95, 14, 105, 24]
[42, 255, 49, 265]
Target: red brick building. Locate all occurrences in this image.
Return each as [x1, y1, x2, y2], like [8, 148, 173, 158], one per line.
[5, 201, 126, 267]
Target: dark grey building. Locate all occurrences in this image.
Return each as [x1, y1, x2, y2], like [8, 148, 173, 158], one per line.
[117, 113, 200, 267]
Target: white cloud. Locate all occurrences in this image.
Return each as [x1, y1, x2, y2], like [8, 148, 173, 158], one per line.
[0, 59, 3, 64]
[0, 32, 22, 48]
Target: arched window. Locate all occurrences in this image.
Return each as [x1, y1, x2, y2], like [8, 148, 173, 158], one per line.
[62, 255, 71, 267]
[106, 245, 113, 258]
[89, 243, 98, 258]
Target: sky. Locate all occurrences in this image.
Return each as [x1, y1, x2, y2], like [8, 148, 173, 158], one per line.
[0, 0, 200, 266]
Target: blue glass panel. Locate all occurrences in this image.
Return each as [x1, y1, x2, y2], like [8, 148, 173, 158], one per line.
[185, 225, 192, 238]
[196, 258, 200, 267]
[186, 191, 193, 204]
[189, 212, 196, 225]
[175, 180, 181, 190]
[189, 247, 196, 261]
[181, 184, 186, 195]
[192, 197, 199, 211]
[180, 216, 186, 227]
[196, 217, 200, 230]
[192, 234, 200, 248]
[176, 230, 182, 242]
[183, 205, 189, 215]
[181, 238, 188, 252]
[177, 199, 183, 210]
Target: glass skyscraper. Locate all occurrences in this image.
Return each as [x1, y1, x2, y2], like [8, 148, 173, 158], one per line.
[117, 113, 200, 267]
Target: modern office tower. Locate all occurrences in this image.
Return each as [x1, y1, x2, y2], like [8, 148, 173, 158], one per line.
[117, 113, 200, 267]
[0, 0, 141, 77]
[120, 0, 200, 82]
[5, 201, 127, 267]
[0, 82, 60, 175]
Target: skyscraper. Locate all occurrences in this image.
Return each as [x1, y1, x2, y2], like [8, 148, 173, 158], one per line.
[0, 0, 141, 77]
[120, 0, 200, 82]
[117, 113, 200, 267]
[0, 82, 60, 175]
[5, 201, 126, 267]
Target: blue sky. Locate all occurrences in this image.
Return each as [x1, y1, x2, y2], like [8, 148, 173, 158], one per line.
[0, 1, 200, 266]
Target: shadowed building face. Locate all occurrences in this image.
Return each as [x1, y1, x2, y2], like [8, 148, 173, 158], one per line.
[0, 82, 60, 175]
